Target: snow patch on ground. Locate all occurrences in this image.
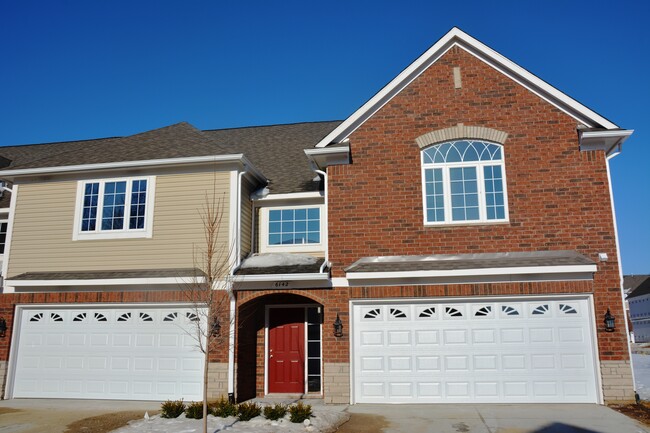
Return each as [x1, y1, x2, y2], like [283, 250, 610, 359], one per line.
[112, 407, 349, 433]
[240, 253, 318, 268]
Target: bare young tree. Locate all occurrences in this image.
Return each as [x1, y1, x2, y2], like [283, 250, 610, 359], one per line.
[182, 189, 235, 433]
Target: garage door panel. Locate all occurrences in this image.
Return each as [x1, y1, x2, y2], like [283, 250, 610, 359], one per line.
[12, 306, 205, 401]
[353, 298, 598, 403]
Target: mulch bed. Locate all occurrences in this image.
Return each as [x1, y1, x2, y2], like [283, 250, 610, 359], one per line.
[64, 410, 159, 433]
[610, 401, 650, 426]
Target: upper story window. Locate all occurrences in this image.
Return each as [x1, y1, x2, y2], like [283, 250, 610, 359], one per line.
[74, 176, 155, 240]
[260, 205, 324, 253]
[421, 140, 508, 225]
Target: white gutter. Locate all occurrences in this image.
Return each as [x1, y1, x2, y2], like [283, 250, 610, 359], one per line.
[605, 150, 637, 396]
[233, 272, 331, 282]
[313, 169, 329, 273]
[346, 264, 597, 280]
[0, 154, 266, 183]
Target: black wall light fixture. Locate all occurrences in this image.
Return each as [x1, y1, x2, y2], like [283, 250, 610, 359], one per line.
[333, 313, 343, 337]
[211, 318, 221, 337]
[604, 308, 615, 332]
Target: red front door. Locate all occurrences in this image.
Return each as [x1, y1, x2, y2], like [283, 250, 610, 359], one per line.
[268, 308, 305, 393]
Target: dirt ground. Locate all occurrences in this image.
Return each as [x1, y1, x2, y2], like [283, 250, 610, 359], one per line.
[335, 412, 390, 433]
[610, 401, 650, 426]
[64, 411, 159, 433]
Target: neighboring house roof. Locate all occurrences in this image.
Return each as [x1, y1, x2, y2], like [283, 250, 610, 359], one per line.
[316, 27, 626, 148]
[8, 269, 203, 280]
[626, 275, 650, 299]
[345, 250, 595, 273]
[0, 120, 341, 196]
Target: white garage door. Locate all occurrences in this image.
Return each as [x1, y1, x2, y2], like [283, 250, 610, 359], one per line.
[352, 297, 599, 403]
[11, 306, 206, 400]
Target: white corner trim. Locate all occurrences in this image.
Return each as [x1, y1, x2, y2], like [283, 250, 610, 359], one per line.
[346, 264, 597, 280]
[1, 184, 18, 280]
[316, 27, 619, 148]
[234, 273, 330, 282]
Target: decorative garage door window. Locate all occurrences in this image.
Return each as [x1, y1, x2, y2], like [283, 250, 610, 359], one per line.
[25, 309, 202, 324]
[352, 298, 595, 404]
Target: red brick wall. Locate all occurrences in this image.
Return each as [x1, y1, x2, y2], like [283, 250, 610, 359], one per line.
[0, 290, 230, 362]
[327, 46, 627, 360]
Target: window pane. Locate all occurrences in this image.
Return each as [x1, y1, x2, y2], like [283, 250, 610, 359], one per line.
[484, 165, 505, 220]
[101, 181, 126, 230]
[424, 168, 444, 222]
[308, 341, 320, 357]
[307, 323, 320, 340]
[81, 182, 100, 232]
[269, 210, 281, 222]
[449, 167, 479, 221]
[307, 208, 320, 219]
[281, 209, 294, 220]
[295, 208, 306, 220]
[307, 376, 321, 392]
[269, 222, 281, 234]
[269, 234, 281, 245]
[0, 222, 7, 254]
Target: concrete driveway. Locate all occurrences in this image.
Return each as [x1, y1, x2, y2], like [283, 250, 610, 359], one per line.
[0, 399, 159, 433]
[343, 404, 650, 433]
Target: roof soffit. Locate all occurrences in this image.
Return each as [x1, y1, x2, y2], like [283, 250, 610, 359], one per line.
[316, 27, 620, 148]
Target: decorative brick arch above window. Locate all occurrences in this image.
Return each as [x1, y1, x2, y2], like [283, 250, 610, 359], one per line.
[416, 125, 508, 149]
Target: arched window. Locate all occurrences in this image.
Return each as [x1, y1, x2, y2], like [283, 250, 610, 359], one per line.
[421, 140, 508, 224]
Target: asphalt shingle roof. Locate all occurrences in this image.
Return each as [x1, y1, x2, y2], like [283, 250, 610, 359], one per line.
[0, 120, 342, 198]
[626, 275, 650, 299]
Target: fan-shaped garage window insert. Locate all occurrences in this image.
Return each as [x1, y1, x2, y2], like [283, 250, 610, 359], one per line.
[50, 313, 64, 322]
[163, 312, 178, 322]
[186, 312, 200, 322]
[474, 306, 492, 317]
[532, 304, 550, 315]
[501, 305, 520, 316]
[363, 309, 381, 320]
[559, 304, 577, 314]
[73, 313, 87, 322]
[422, 140, 508, 224]
[139, 312, 153, 322]
[445, 306, 463, 318]
[389, 308, 407, 319]
[117, 313, 131, 322]
[30, 313, 44, 322]
[94, 313, 108, 322]
[418, 307, 436, 318]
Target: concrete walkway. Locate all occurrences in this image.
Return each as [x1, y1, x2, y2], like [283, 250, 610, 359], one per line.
[345, 403, 650, 433]
[0, 399, 159, 433]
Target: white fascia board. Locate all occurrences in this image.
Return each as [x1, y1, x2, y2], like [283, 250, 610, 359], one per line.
[579, 129, 634, 153]
[0, 154, 267, 183]
[6, 276, 206, 287]
[316, 27, 619, 148]
[346, 264, 597, 280]
[234, 273, 330, 282]
[254, 191, 324, 202]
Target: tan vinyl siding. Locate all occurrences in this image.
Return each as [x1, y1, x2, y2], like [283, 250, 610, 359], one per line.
[7, 171, 231, 277]
[240, 178, 253, 259]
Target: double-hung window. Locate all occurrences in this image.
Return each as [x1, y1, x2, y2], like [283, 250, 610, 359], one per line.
[74, 176, 155, 240]
[421, 140, 508, 225]
[260, 205, 324, 253]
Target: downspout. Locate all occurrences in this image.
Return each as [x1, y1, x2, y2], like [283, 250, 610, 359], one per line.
[605, 151, 637, 400]
[312, 169, 329, 274]
[227, 168, 247, 401]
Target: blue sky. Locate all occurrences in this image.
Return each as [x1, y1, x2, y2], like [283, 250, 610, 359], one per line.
[1, 0, 648, 274]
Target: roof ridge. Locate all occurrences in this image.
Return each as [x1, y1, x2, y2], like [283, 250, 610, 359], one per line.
[202, 120, 342, 133]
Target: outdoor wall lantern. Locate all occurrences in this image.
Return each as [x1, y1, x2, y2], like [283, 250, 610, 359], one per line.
[604, 308, 615, 332]
[333, 313, 343, 337]
[211, 318, 221, 337]
[0, 317, 6, 338]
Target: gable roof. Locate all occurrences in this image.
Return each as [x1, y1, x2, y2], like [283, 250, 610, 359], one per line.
[625, 275, 650, 299]
[0, 120, 341, 195]
[316, 27, 622, 148]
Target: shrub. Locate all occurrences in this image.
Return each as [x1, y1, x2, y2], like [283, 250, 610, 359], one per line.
[160, 399, 185, 419]
[237, 401, 262, 421]
[289, 402, 313, 423]
[209, 396, 237, 418]
[263, 403, 287, 420]
[185, 401, 204, 419]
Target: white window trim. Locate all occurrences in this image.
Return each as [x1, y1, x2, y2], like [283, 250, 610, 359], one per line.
[72, 176, 156, 240]
[259, 204, 325, 253]
[420, 147, 509, 226]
